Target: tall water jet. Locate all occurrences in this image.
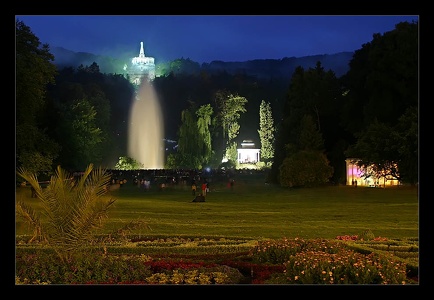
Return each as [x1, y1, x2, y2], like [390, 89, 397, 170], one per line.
[128, 80, 164, 169]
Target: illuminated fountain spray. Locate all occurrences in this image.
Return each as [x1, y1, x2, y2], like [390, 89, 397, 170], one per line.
[128, 79, 164, 169]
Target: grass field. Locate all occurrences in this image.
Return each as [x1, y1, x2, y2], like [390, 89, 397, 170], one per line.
[15, 172, 419, 241]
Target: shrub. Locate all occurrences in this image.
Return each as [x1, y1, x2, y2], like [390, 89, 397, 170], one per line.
[16, 164, 116, 262]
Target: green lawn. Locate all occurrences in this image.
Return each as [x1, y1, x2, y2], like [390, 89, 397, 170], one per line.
[15, 173, 419, 241]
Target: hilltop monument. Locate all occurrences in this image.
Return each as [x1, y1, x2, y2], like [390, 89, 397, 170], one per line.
[125, 42, 156, 85]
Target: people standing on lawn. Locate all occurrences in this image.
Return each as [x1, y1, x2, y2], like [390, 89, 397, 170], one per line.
[191, 181, 197, 196]
[201, 181, 207, 197]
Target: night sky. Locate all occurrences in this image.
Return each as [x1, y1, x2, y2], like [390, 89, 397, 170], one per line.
[16, 15, 418, 63]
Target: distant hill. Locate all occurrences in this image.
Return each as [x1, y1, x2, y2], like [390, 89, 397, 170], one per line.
[50, 46, 354, 79]
[202, 53, 354, 79]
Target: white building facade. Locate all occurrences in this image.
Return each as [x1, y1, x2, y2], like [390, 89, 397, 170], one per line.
[237, 140, 260, 164]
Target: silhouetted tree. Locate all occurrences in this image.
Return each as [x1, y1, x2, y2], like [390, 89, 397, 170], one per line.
[47, 76, 106, 170]
[16, 19, 60, 177]
[393, 107, 418, 185]
[279, 115, 333, 187]
[270, 62, 343, 184]
[345, 106, 418, 185]
[340, 21, 418, 134]
[176, 102, 203, 169]
[341, 21, 418, 185]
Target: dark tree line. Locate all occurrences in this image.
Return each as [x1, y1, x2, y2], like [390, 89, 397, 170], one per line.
[45, 63, 135, 170]
[16, 19, 135, 174]
[270, 20, 418, 186]
[16, 19, 418, 186]
[16, 20, 59, 176]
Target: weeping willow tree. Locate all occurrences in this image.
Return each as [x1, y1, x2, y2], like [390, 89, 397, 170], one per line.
[16, 164, 116, 262]
[175, 106, 202, 169]
[196, 104, 213, 166]
[172, 102, 213, 169]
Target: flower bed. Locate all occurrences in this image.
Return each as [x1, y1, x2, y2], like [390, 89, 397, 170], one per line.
[15, 235, 418, 284]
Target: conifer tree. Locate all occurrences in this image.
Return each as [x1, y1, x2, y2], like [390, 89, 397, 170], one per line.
[258, 100, 275, 165]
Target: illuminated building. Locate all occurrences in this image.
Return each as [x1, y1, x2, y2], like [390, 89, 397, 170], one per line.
[237, 140, 260, 164]
[345, 158, 401, 187]
[124, 42, 155, 85]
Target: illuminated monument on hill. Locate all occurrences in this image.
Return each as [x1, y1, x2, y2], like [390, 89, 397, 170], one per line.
[125, 42, 156, 85]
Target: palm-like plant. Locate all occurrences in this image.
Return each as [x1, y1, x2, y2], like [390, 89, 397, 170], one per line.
[16, 164, 116, 262]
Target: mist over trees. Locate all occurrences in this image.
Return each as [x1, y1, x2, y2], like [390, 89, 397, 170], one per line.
[16, 19, 418, 186]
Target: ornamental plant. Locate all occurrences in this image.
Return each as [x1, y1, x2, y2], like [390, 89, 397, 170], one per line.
[16, 164, 116, 262]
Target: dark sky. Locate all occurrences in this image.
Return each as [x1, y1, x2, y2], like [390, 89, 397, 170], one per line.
[16, 15, 418, 63]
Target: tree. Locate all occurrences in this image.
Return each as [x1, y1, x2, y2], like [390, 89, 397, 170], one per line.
[270, 63, 343, 184]
[55, 98, 104, 171]
[196, 104, 214, 165]
[341, 21, 418, 134]
[44, 62, 116, 170]
[165, 153, 178, 169]
[115, 156, 144, 170]
[392, 106, 418, 185]
[225, 142, 238, 166]
[51, 67, 134, 169]
[347, 120, 402, 185]
[298, 115, 325, 151]
[214, 92, 248, 163]
[279, 150, 333, 188]
[269, 66, 305, 183]
[345, 106, 418, 186]
[176, 103, 202, 169]
[16, 164, 116, 262]
[174, 103, 215, 169]
[258, 100, 275, 166]
[279, 114, 333, 187]
[80, 82, 111, 166]
[16, 19, 60, 176]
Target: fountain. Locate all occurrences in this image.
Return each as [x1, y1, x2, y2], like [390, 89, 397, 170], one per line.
[128, 79, 164, 169]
